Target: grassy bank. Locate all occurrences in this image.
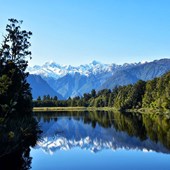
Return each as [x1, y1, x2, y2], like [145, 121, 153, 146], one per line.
[33, 107, 117, 112]
[33, 107, 170, 116]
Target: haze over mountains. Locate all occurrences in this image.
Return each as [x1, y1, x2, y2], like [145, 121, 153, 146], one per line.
[27, 58, 170, 99]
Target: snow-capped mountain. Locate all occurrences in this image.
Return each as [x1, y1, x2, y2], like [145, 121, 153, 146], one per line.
[28, 60, 140, 80]
[28, 59, 170, 99]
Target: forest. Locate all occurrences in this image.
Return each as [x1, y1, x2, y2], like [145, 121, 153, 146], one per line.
[33, 70, 170, 111]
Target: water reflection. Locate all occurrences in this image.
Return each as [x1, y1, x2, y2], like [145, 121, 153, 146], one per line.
[35, 111, 170, 155]
[0, 115, 41, 170]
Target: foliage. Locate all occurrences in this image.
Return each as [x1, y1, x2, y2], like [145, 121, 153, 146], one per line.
[142, 72, 170, 109]
[0, 18, 32, 117]
[34, 71, 170, 111]
[0, 19, 41, 169]
[0, 114, 41, 170]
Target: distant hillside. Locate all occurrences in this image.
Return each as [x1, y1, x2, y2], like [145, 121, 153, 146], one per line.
[27, 75, 63, 100]
[100, 59, 170, 90]
[34, 70, 170, 111]
[27, 60, 141, 98]
[45, 73, 111, 99]
[28, 58, 170, 99]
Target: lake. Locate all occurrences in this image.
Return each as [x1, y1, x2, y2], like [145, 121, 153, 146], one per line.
[30, 111, 170, 170]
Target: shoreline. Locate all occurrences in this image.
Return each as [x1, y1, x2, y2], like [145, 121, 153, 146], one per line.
[33, 107, 117, 112]
[33, 107, 170, 115]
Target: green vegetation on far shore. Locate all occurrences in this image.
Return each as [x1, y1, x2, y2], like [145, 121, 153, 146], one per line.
[33, 107, 170, 116]
[33, 106, 117, 112]
[33, 70, 170, 113]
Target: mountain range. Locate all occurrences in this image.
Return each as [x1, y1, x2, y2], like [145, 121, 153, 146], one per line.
[27, 75, 64, 99]
[27, 58, 170, 99]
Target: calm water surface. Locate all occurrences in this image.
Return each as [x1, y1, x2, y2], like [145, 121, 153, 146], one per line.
[31, 111, 170, 170]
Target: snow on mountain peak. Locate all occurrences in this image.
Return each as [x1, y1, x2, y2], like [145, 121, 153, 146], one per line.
[27, 60, 143, 79]
[28, 61, 115, 79]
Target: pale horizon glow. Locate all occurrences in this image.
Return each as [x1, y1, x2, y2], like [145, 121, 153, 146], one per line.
[0, 0, 170, 66]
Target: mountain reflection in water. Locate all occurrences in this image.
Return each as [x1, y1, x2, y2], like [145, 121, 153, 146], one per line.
[35, 111, 170, 155]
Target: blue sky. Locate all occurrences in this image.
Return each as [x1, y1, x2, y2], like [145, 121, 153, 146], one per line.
[0, 0, 170, 66]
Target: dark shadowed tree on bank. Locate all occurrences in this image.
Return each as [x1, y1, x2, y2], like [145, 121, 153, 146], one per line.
[0, 19, 41, 169]
[0, 18, 33, 117]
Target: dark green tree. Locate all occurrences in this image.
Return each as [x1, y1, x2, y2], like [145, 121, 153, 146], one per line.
[91, 89, 96, 98]
[37, 96, 41, 101]
[0, 18, 32, 70]
[0, 18, 32, 117]
[53, 96, 58, 101]
[0, 19, 41, 166]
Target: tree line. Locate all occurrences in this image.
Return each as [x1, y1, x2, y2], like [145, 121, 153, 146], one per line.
[34, 70, 170, 110]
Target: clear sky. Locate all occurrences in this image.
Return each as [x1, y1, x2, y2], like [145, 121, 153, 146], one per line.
[0, 0, 170, 66]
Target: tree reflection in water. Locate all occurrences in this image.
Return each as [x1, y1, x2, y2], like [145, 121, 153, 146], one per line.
[36, 111, 170, 151]
[0, 114, 41, 170]
[3, 111, 168, 169]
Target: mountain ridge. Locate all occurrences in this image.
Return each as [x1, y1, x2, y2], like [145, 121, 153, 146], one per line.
[28, 58, 170, 99]
[27, 75, 63, 100]
[28, 60, 143, 79]
[100, 58, 170, 90]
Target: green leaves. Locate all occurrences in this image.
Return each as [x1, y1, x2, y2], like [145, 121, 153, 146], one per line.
[142, 72, 170, 110]
[0, 75, 11, 94]
[1, 18, 32, 71]
[0, 19, 33, 118]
